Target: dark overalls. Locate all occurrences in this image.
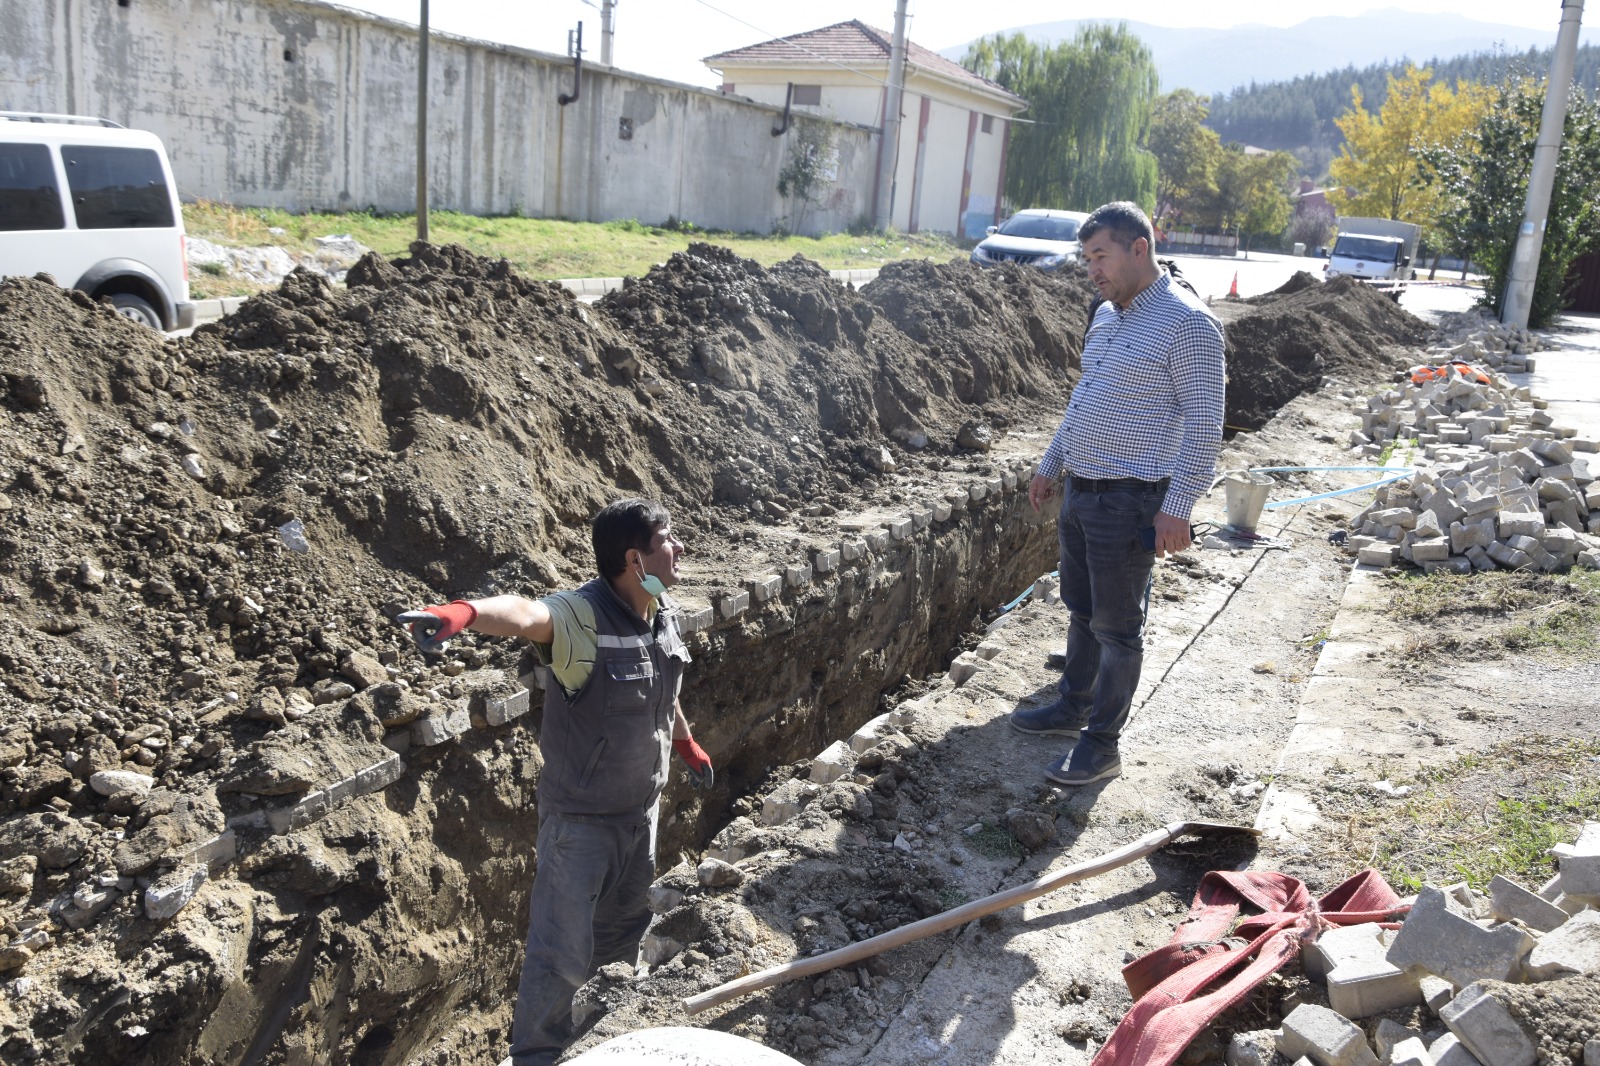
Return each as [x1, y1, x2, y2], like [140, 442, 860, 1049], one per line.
[508, 578, 689, 1066]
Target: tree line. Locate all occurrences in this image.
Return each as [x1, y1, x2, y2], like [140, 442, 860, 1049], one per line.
[960, 31, 1600, 327]
[1205, 45, 1600, 161]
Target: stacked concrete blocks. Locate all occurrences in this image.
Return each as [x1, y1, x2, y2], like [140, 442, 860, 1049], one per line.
[1344, 378, 1600, 571]
[1275, 824, 1600, 1066]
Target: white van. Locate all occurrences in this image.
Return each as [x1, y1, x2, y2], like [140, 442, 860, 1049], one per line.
[0, 112, 195, 331]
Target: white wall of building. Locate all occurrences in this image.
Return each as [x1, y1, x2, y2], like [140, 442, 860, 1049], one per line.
[712, 61, 1017, 238]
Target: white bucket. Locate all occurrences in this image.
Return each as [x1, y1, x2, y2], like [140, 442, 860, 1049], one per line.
[1222, 471, 1274, 533]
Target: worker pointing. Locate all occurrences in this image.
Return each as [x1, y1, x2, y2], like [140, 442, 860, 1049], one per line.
[399, 497, 712, 1066]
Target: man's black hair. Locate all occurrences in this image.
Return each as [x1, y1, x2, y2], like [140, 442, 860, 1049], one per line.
[593, 498, 671, 579]
[1078, 201, 1155, 251]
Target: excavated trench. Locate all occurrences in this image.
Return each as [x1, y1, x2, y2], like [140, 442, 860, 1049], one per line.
[0, 249, 1430, 1064]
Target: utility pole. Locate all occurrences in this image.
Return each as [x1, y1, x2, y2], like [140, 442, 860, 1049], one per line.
[873, 0, 909, 231]
[1502, 0, 1585, 328]
[416, 0, 430, 242]
[600, 0, 616, 66]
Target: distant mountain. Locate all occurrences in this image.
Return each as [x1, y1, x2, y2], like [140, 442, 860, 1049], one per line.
[939, 8, 1600, 96]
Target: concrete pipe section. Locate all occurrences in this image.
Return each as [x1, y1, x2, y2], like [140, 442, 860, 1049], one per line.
[565, 1027, 805, 1064]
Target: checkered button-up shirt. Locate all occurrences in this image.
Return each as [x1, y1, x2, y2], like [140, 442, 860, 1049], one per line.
[1038, 273, 1226, 519]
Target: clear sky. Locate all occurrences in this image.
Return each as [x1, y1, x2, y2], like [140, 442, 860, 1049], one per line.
[325, 1, 1581, 88]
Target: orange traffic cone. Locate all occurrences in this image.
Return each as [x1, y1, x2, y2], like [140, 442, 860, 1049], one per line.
[1228, 271, 1239, 297]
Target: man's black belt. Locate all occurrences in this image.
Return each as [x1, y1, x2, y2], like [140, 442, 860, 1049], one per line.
[1068, 475, 1169, 494]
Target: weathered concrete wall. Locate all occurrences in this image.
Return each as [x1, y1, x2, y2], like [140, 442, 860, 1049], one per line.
[0, 0, 875, 233]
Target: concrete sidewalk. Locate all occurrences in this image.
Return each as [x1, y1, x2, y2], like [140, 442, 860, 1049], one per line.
[1509, 311, 1600, 441]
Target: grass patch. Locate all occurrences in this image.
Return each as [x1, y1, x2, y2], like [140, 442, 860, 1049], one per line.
[1317, 736, 1600, 892]
[963, 825, 1026, 861]
[1383, 569, 1600, 657]
[182, 200, 962, 293]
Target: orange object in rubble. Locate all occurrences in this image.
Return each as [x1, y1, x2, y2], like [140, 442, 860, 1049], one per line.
[1408, 361, 1490, 386]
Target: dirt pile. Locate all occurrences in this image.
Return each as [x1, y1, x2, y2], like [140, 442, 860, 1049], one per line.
[1220, 274, 1429, 430]
[0, 246, 1437, 1064]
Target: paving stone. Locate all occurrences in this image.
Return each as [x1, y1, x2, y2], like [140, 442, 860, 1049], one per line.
[1440, 982, 1536, 1066]
[848, 713, 908, 754]
[411, 704, 471, 747]
[808, 740, 856, 785]
[1391, 1036, 1435, 1066]
[783, 563, 812, 588]
[864, 529, 890, 551]
[749, 574, 782, 602]
[1557, 822, 1600, 897]
[1585, 1038, 1600, 1066]
[1387, 887, 1536, 986]
[1411, 537, 1451, 563]
[1497, 512, 1544, 538]
[1523, 909, 1600, 980]
[679, 606, 715, 635]
[485, 686, 530, 726]
[1315, 923, 1422, 1018]
[931, 500, 952, 522]
[888, 517, 914, 541]
[948, 652, 980, 685]
[910, 509, 932, 531]
[839, 538, 865, 563]
[1376, 1020, 1425, 1063]
[144, 864, 208, 921]
[1488, 874, 1570, 933]
[266, 753, 404, 834]
[1421, 975, 1455, 1015]
[1359, 545, 1399, 567]
[1431, 1033, 1484, 1066]
[967, 481, 988, 503]
[811, 547, 840, 573]
[1279, 1003, 1379, 1066]
[717, 590, 749, 619]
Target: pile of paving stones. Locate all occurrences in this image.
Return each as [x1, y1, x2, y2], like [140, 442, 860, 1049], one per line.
[1342, 330, 1599, 572]
[1425, 309, 1558, 374]
[1229, 823, 1600, 1066]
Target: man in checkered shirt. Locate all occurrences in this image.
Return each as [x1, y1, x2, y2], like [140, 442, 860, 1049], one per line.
[1012, 201, 1226, 786]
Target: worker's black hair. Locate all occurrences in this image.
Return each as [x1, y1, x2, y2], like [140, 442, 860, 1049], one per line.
[592, 498, 671, 579]
[1078, 201, 1155, 252]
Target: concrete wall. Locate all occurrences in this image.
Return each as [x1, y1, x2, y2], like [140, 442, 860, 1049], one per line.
[0, 0, 875, 234]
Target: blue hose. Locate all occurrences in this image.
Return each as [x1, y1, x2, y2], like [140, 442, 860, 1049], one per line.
[998, 465, 1413, 611]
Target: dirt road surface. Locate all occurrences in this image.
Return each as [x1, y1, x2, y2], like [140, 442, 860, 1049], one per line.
[1, 248, 1595, 1065]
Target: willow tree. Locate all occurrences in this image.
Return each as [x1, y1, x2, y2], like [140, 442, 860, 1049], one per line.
[964, 25, 1159, 212]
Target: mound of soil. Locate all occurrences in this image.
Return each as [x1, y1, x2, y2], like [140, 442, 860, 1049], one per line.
[0, 246, 1432, 1064]
[1222, 275, 1428, 430]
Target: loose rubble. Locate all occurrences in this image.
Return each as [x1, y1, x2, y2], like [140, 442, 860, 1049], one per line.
[1341, 320, 1599, 573]
[1229, 822, 1600, 1066]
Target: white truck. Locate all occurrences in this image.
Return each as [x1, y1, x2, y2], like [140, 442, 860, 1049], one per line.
[1325, 216, 1422, 299]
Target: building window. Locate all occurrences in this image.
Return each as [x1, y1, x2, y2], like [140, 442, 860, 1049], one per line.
[981, 114, 993, 134]
[792, 85, 822, 106]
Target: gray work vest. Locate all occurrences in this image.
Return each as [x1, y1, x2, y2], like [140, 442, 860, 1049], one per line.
[535, 577, 690, 823]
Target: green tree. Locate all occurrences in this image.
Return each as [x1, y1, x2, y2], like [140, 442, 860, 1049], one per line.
[1194, 147, 1297, 253]
[964, 25, 1159, 211]
[1149, 89, 1223, 229]
[1421, 76, 1600, 327]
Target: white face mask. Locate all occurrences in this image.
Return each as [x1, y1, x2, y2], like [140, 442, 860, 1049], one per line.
[635, 556, 666, 599]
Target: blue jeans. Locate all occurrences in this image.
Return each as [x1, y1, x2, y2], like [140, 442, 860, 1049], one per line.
[1056, 481, 1162, 758]
[508, 810, 657, 1066]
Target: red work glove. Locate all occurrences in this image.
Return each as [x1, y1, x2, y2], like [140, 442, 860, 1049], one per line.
[673, 737, 714, 789]
[396, 600, 477, 654]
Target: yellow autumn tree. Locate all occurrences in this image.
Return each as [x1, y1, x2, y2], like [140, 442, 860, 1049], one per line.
[1329, 65, 1493, 239]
